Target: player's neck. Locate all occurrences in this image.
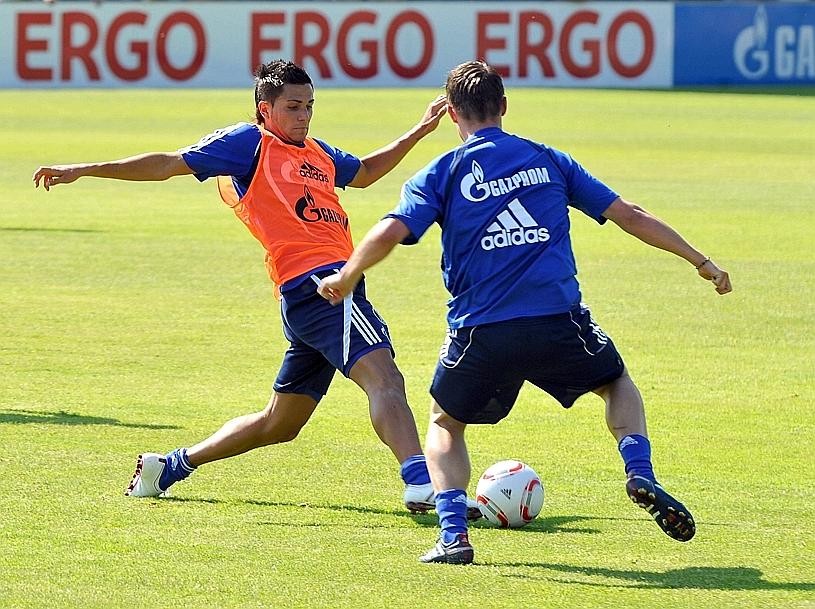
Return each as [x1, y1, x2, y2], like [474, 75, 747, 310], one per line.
[457, 118, 502, 141]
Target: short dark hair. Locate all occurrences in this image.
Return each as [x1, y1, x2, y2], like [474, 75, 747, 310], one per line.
[445, 61, 504, 122]
[253, 60, 313, 123]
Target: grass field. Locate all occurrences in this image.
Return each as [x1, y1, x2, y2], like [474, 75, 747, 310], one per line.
[1, 87, 813, 609]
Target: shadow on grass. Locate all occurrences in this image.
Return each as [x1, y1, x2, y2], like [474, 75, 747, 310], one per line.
[171, 497, 604, 535]
[494, 562, 815, 591]
[0, 226, 103, 233]
[466, 514, 602, 535]
[247, 500, 602, 534]
[0, 408, 180, 430]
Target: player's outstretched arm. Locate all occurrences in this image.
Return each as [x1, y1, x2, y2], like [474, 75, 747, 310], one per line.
[602, 197, 732, 295]
[33, 152, 194, 191]
[347, 95, 447, 189]
[318, 218, 411, 305]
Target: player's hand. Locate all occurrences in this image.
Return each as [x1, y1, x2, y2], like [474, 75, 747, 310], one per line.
[317, 273, 356, 306]
[697, 259, 732, 295]
[32, 165, 84, 191]
[413, 95, 448, 138]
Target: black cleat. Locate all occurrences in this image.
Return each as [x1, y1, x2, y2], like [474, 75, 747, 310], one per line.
[419, 533, 474, 564]
[626, 475, 696, 542]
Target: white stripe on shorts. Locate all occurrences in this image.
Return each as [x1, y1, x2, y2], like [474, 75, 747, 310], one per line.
[440, 327, 477, 369]
[312, 274, 352, 366]
[351, 303, 380, 345]
[569, 309, 597, 356]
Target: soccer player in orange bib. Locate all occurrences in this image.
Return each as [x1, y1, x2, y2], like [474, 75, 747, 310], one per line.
[33, 60, 470, 516]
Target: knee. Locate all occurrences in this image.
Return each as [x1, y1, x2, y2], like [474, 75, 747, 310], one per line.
[256, 409, 305, 445]
[431, 410, 466, 435]
[594, 368, 635, 401]
[368, 367, 408, 405]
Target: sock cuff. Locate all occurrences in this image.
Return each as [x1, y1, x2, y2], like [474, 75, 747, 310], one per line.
[178, 448, 196, 472]
[618, 434, 650, 452]
[400, 454, 430, 485]
[400, 454, 426, 468]
[436, 488, 466, 500]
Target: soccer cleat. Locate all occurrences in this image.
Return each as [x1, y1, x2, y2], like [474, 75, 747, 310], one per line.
[403, 483, 483, 521]
[626, 475, 696, 542]
[419, 533, 474, 565]
[125, 453, 169, 497]
[404, 482, 435, 513]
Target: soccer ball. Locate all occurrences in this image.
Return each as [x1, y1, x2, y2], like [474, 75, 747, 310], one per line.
[475, 460, 544, 528]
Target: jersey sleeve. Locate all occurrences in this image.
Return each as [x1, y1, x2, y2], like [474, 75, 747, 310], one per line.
[550, 148, 618, 224]
[314, 139, 362, 188]
[179, 123, 261, 182]
[385, 162, 444, 245]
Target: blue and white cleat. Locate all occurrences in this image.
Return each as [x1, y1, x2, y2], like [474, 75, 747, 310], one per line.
[125, 453, 169, 498]
[403, 483, 483, 521]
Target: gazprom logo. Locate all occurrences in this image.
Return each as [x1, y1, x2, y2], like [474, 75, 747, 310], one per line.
[734, 5, 815, 81]
[734, 5, 770, 79]
[460, 160, 490, 202]
[460, 160, 551, 203]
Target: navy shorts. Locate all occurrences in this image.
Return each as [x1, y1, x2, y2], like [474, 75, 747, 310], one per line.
[430, 305, 625, 424]
[273, 271, 393, 402]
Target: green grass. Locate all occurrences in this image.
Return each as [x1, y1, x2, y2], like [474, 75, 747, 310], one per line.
[1, 87, 814, 609]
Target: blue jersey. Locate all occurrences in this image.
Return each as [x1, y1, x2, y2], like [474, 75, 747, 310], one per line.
[388, 127, 618, 329]
[179, 122, 362, 198]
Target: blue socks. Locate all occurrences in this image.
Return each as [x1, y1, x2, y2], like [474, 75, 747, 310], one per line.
[435, 489, 468, 543]
[400, 454, 431, 486]
[618, 434, 656, 482]
[159, 447, 196, 491]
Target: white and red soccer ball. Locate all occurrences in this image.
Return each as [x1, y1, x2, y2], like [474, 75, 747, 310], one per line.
[475, 460, 544, 528]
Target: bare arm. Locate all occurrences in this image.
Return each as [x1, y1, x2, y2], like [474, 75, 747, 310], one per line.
[346, 96, 447, 189]
[317, 218, 411, 304]
[602, 197, 732, 294]
[33, 152, 194, 191]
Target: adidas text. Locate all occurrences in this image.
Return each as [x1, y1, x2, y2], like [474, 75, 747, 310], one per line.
[482, 227, 550, 251]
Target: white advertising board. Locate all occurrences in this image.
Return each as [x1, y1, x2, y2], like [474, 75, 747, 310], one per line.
[1, 2, 673, 88]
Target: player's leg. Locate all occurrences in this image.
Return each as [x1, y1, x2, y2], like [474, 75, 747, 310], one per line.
[420, 324, 524, 565]
[347, 346, 443, 512]
[285, 273, 437, 510]
[593, 372, 695, 542]
[527, 305, 695, 541]
[593, 369, 653, 481]
[126, 336, 335, 498]
[348, 348, 422, 462]
[418, 401, 474, 564]
[125, 391, 319, 498]
[186, 391, 318, 465]
[424, 401, 470, 492]
[594, 368, 647, 441]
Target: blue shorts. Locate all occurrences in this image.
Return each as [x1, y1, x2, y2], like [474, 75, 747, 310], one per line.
[430, 305, 625, 424]
[273, 271, 393, 402]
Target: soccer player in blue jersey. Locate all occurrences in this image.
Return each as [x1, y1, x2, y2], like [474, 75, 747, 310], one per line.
[318, 60, 732, 564]
[33, 60, 479, 518]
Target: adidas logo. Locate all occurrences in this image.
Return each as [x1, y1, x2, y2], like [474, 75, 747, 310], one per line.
[500, 488, 512, 500]
[299, 161, 329, 183]
[619, 436, 639, 450]
[481, 198, 550, 251]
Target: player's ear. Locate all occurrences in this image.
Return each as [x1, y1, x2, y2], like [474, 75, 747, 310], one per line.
[258, 101, 270, 122]
[448, 104, 460, 124]
[500, 96, 508, 117]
